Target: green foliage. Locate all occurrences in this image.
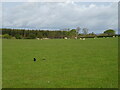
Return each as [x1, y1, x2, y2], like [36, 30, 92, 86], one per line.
[37, 32, 43, 38]
[82, 28, 88, 35]
[2, 28, 117, 39]
[98, 33, 107, 36]
[68, 29, 76, 38]
[29, 33, 36, 39]
[76, 27, 81, 34]
[15, 34, 22, 39]
[2, 34, 12, 39]
[104, 29, 115, 35]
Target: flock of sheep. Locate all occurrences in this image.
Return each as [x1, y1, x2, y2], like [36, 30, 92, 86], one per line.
[36, 36, 116, 40]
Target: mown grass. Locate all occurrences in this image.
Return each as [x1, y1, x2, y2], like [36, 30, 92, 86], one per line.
[2, 38, 118, 88]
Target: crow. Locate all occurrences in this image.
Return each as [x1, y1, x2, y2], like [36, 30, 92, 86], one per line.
[34, 58, 36, 62]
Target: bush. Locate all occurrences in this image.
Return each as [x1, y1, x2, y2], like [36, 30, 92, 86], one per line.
[15, 34, 22, 39]
[2, 34, 12, 39]
[104, 29, 115, 35]
[29, 33, 36, 39]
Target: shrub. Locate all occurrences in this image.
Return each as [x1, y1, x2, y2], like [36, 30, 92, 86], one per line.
[2, 34, 12, 39]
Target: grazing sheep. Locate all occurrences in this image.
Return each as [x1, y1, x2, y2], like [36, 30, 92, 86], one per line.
[75, 37, 77, 39]
[36, 38, 39, 40]
[83, 38, 85, 40]
[43, 38, 49, 40]
[64, 37, 67, 40]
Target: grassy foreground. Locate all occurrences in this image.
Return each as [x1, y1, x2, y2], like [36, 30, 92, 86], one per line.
[2, 38, 118, 88]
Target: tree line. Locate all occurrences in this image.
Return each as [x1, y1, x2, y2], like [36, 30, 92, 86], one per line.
[0, 28, 118, 39]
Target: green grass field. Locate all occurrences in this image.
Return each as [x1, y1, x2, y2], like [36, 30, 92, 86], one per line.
[2, 38, 118, 88]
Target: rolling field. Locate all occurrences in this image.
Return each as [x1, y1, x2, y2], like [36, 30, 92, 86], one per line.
[2, 38, 118, 88]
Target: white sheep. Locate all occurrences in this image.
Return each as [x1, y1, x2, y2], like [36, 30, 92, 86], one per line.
[36, 38, 39, 40]
[75, 37, 77, 39]
[83, 38, 85, 40]
[64, 37, 67, 40]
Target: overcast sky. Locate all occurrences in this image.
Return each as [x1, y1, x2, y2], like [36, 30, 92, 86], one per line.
[2, 2, 118, 33]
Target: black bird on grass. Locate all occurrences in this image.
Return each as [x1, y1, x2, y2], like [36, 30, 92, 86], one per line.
[34, 58, 36, 62]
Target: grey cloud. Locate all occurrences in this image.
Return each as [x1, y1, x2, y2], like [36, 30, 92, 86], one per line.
[2, 2, 118, 33]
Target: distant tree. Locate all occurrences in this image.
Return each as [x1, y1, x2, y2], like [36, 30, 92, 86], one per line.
[29, 33, 36, 39]
[97, 33, 108, 38]
[104, 29, 115, 35]
[61, 28, 69, 38]
[82, 28, 88, 35]
[37, 32, 43, 38]
[69, 29, 76, 38]
[87, 32, 96, 37]
[76, 27, 81, 34]
[15, 34, 22, 39]
[76, 27, 81, 38]
[91, 32, 95, 35]
[54, 31, 63, 38]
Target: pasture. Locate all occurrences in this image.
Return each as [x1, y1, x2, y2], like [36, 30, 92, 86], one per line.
[2, 38, 118, 88]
